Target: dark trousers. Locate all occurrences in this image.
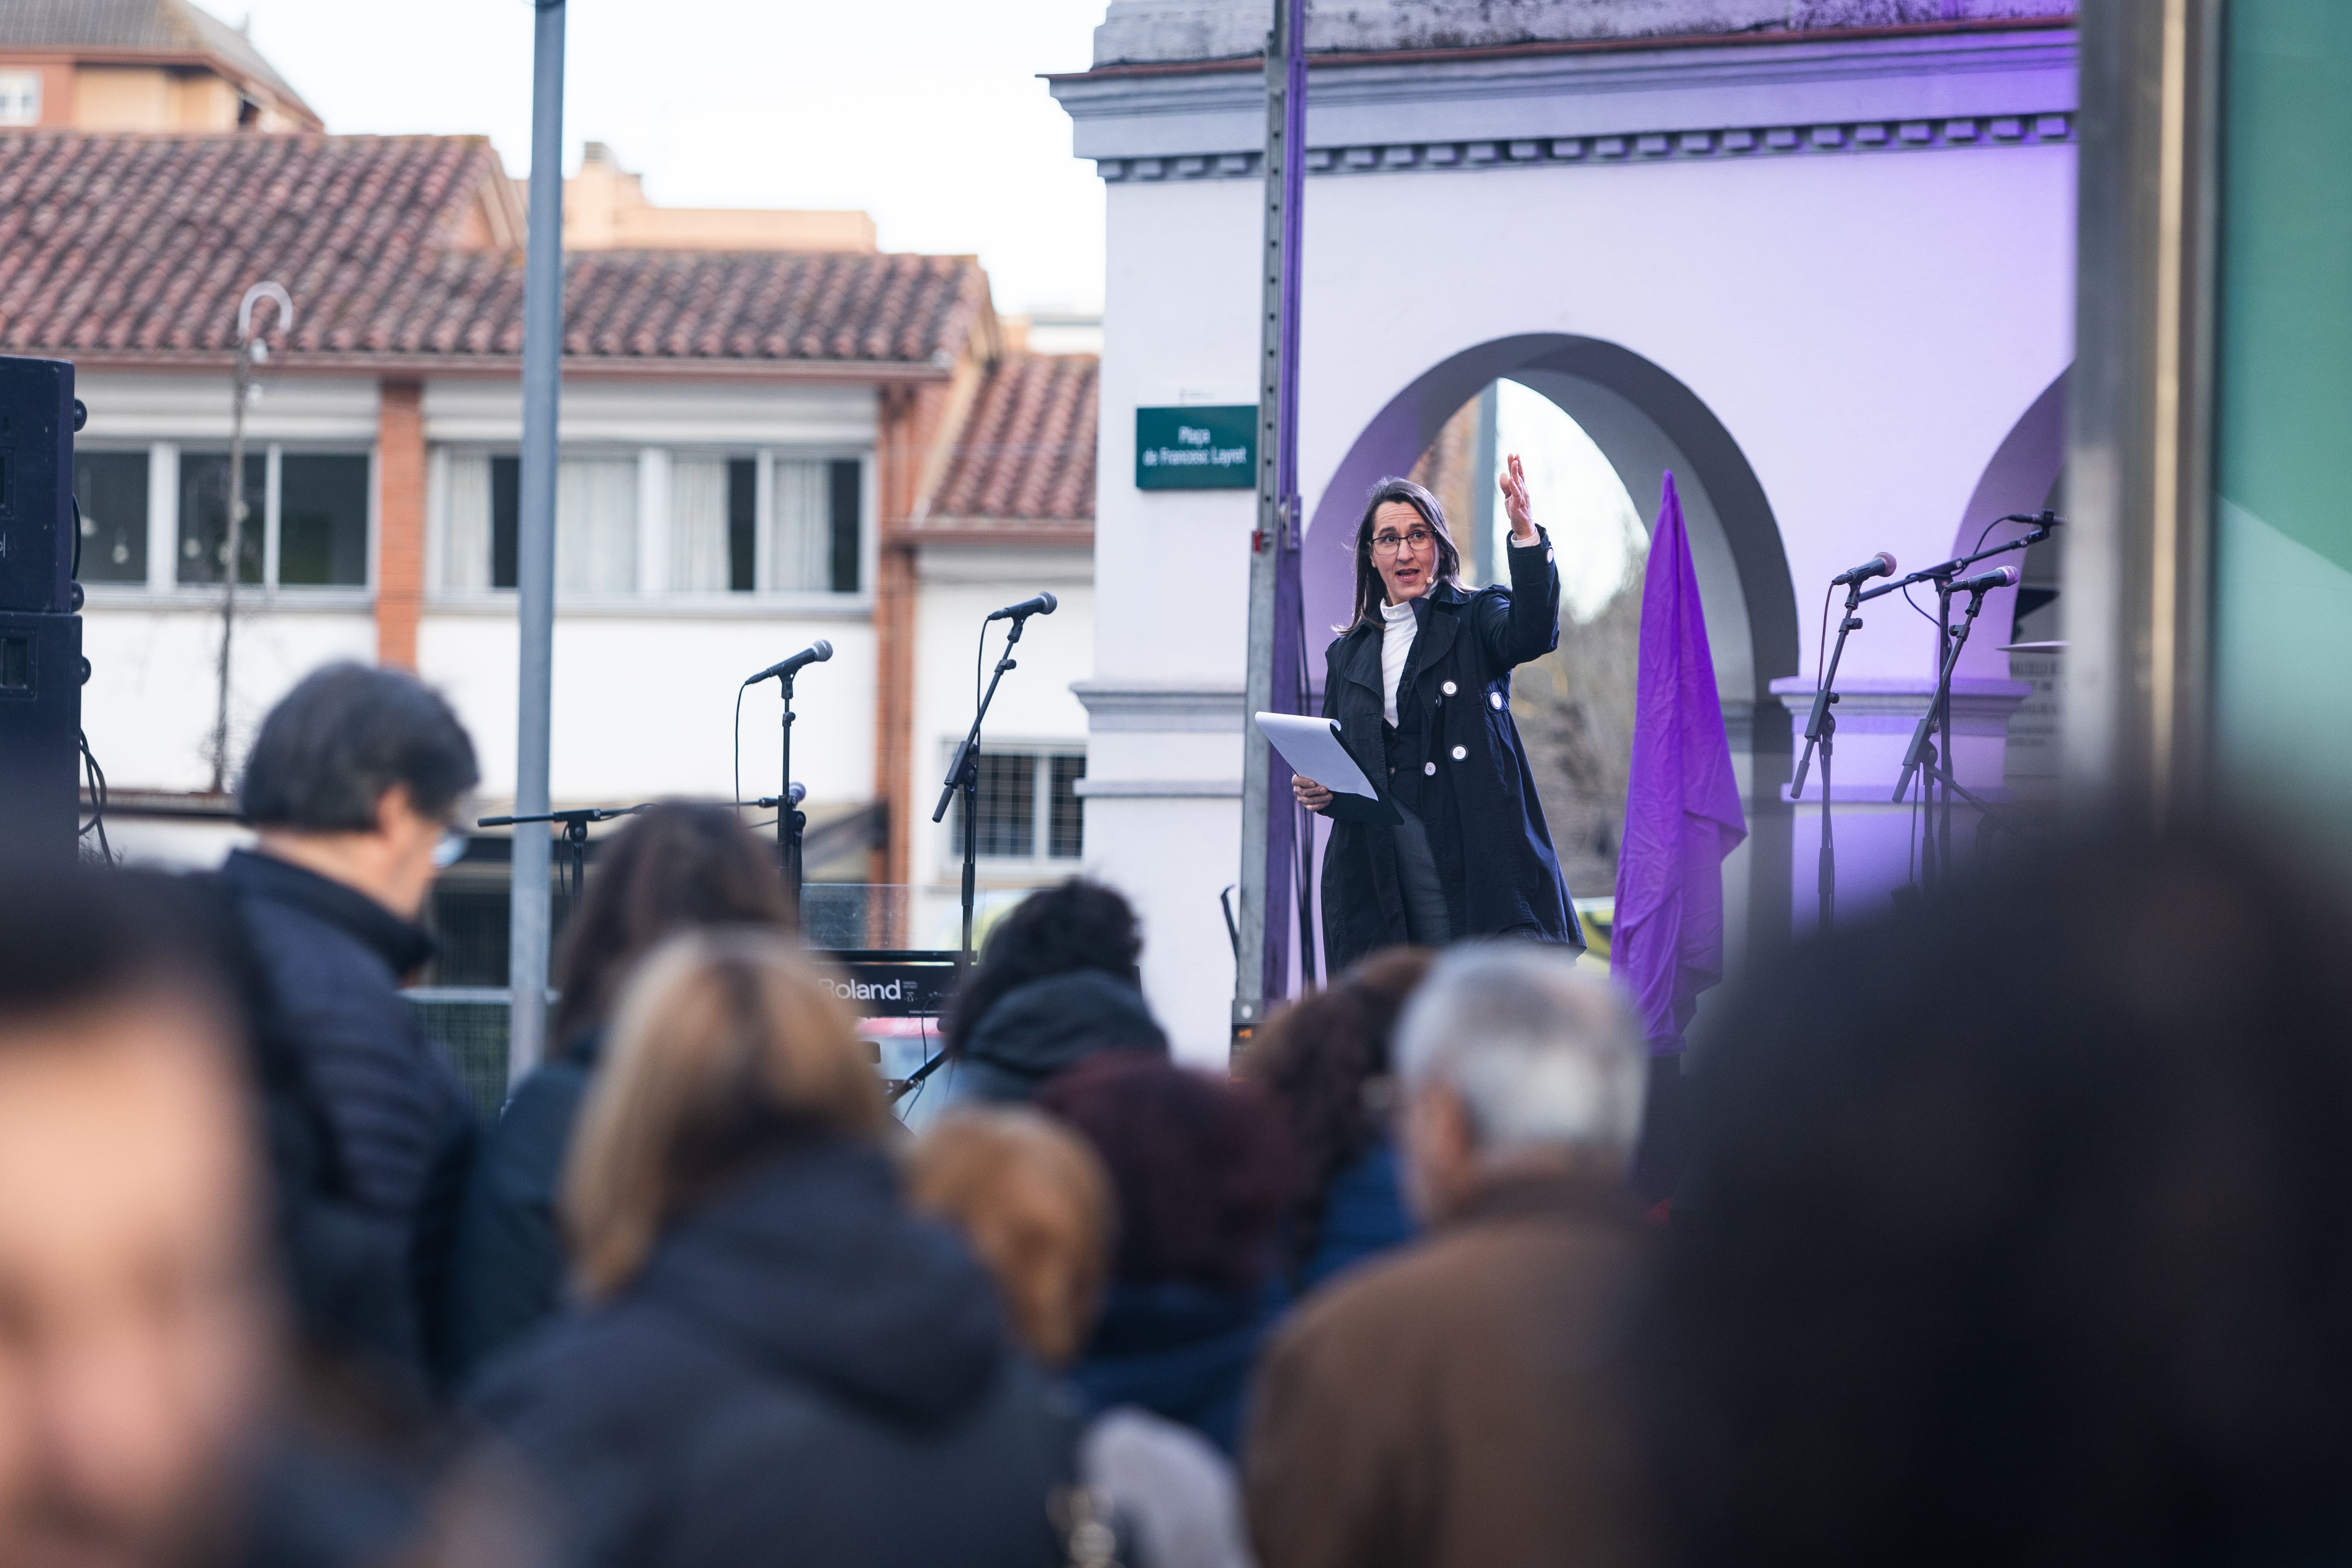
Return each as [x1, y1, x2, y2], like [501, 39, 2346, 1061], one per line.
[1391, 805, 1453, 946]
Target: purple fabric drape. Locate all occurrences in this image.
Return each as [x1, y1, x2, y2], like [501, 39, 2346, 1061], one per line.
[1611, 472, 1747, 1055]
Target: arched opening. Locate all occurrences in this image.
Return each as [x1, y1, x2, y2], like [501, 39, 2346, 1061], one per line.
[1296, 333, 1800, 975]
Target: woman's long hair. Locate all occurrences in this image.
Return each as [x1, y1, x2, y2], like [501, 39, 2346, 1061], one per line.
[550, 802, 790, 1057]
[562, 930, 885, 1298]
[1240, 946, 1433, 1276]
[1344, 476, 1465, 631]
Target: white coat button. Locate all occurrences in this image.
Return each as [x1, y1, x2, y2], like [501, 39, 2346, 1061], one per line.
[1423, 761, 1436, 776]
[1451, 745, 1467, 761]
[1490, 691, 1504, 710]
[1441, 680, 1457, 696]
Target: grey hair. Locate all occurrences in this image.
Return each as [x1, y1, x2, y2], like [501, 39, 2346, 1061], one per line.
[1394, 943, 1646, 1156]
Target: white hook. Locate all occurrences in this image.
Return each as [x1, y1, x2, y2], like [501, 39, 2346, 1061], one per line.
[236, 281, 293, 345]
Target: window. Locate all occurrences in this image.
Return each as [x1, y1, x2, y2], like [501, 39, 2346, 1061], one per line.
[0, 72, 38, 128]
[279, 454, 369, 586]
[177, 452, 266, 585]
[950, 749, 1086, 864]
[439, 448, 862, 595]
[73, 451, 148, 583]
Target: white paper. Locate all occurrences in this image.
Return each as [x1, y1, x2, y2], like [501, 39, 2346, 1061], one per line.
[1255, 712, 1379, 799]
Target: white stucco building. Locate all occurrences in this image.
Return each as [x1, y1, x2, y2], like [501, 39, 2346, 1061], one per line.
[1055, 0, 2078, 1059]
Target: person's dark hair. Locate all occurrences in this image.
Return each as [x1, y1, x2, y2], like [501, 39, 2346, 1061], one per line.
[1344, 476, 1463, 631]
[550, 802, 790, 1056]
[1645, 815, 2352, 1566]
[1035, 1055, 1298, 1294]
[0, 866, 236, 1034]
[237, 662, 479, 831]
[1241, 946, 1432, 1275]
[942, 879, 1145, 1055]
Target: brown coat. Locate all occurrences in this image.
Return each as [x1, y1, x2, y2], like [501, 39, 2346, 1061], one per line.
[1242, 1173, 1644, 1568]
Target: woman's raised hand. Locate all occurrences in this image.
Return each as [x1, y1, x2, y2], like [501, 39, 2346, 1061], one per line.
[1292, 774, 1333, 810]
[1499, 452, 1536, 541]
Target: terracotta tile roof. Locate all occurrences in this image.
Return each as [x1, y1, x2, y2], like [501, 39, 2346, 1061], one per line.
[0, 132, 988, 373]
[923, 353, 1096, 529]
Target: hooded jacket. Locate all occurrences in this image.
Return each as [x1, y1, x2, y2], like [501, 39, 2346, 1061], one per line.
[954, 970, 1170, 1104]
[471, 1139, 1068, 1568]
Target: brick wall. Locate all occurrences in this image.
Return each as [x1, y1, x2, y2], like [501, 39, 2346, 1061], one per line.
[375, 379, 426, 669]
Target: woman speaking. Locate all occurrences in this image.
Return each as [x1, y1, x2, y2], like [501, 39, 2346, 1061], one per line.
[1291, 456, 1582, 971]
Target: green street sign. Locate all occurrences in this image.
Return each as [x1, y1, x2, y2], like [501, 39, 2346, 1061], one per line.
[1135, 405, 1256, 490]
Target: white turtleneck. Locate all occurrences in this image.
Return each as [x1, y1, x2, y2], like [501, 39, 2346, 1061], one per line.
[1380, 598, 1417, 727]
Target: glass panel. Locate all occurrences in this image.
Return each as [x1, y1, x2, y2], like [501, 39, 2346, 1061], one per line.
[279, 453, 369, 586]
[770, 458, 830, 592]
[2214, 1, 2352, 797]
[444, 453, 491, 589]
[1049, 753, 1085, 858]
[669, 456, 730, 592]
[72, 450, 147, 583]
[830, 458, 862, 593]
[728, 458, 757, 591]
[557, 456, 638, 592]
[492, 455, 520, 588]
[953, 750, 1037, 859]
[177, 452, 265, 585]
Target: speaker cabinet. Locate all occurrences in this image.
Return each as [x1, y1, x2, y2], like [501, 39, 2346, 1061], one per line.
[0, 611, 83, 858]
[0, 356, 75, 615]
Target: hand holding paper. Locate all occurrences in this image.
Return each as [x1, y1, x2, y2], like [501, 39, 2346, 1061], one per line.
[1256, 713, 1401, 825]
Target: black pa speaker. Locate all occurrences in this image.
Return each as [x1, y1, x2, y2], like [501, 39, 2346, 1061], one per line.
[0, 610, 83, 856]
[0, 355, 76, 614]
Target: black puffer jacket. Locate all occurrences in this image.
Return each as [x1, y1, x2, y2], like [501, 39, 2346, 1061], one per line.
[471, 1140, 1070, 1568]
[955, 970, 1170, 1103]
[219, 849, 477, 1382]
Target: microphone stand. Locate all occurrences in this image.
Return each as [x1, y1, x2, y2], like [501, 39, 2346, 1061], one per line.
[1872, 512, 2057, 889]
[1892, 577, 1999, 889]
[477, 804, 649, 902]
[773, 666, 807, 919]
[1791, 578, 1868, 933]
[751, 783, 808, 915]
[933, 610, 1038, 967]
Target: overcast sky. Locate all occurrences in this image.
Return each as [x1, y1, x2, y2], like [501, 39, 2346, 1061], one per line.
[231, 0, 1110, 315]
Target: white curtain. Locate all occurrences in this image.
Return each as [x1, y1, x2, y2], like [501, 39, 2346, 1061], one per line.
[669, 456, 730, 592]
[444, 454, 491, 590]
[769, 458, 830, 592]
[558, 456, 639, 593]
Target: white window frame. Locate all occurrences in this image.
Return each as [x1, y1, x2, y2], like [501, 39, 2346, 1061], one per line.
[0, 71, 40, 128]
[75, 440, 371, 596]
[937, 741, 1087, 873]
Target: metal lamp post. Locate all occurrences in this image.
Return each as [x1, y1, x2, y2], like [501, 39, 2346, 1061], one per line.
[209, 280, 292, 795]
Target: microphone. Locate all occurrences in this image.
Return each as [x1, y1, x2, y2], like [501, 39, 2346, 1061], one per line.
[1954, 566, 2020, 596]
[1830, 552, 1897, 587]
[745, 641, 832, 686]
[986, 592, 1057, 623]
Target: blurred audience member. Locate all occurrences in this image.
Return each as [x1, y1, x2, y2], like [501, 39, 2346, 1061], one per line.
[945, 879, 1169, 1103]
[1244, 944, 1647, 1568]
[221, 661, 480, 1384]
[1647, 820, 2352, 1566]
[473, 931, 1067, 1566]
[444, 802, 788, 1379]
[0, 866, 464, 1568]
[1242, 948, 1431, 1295]
[1037, 1058, 1297, 1456]
[911, 1108, 1256, 1568]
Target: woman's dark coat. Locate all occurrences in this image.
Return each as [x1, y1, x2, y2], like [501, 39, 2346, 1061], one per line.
[471, 1140, 1068, 1568]
[1317, 528, 1582, 971]
[442, 1030, 604, 1383]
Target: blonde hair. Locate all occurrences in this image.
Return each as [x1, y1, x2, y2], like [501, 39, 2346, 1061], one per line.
[562, 929, 887, 1298]
[904, 1108, 1113, 1367]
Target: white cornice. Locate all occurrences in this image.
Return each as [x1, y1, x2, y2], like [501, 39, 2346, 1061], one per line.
[1054, 28, 2076, 169]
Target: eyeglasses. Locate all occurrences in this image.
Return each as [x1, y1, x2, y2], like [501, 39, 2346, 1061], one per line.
[431, 828, 469, 870]
[1370, 527, 1436, 558]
